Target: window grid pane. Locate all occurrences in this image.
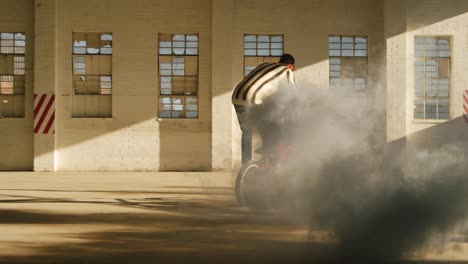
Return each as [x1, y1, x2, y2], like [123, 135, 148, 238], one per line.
[72, 33, 113, 56]
[243, 34, 283, 57]
[329, 35, 368, 93]
[72, 33, 112, 118]
[159, 33, 198, 56]
[244, 34, 284, 76]
[414, 36, 451, 120]
[158, 33, 199, 118]
[0, 33, 26, 54]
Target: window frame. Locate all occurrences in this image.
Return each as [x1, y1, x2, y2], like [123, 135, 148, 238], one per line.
[157, 33, 199, 119]
[243, 34, 284, 76]
[413, 35, 452, 121]
[71, 32, 113, 118]
[328, 35, 369, 93]
[0, 32, 26, 118]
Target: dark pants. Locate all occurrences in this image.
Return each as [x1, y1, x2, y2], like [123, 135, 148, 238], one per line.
[234, 104, 282, 164]
[234, 105, 252, 164]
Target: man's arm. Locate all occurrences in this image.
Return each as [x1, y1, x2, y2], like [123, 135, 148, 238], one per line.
[286, 69, 296, 89]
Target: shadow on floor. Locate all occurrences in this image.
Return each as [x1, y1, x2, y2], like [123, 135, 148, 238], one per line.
[0, 188, 466, 264]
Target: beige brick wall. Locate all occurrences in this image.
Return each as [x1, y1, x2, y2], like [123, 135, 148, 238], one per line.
[212, 0, 234, 171]
[1, 0, 466, 171]
[407, 0, 468, 132]
[34, 0, 57, 171]
[0, 0, 34, 170]
[385, 0, 408, 142]
[0, 0, 388, 171]
[54, 0, 212, 171]
[386, 0, 468, 149]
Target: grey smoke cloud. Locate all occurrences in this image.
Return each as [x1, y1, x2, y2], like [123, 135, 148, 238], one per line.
[249, 82, 468, 262]
[309, 145, 468, 262]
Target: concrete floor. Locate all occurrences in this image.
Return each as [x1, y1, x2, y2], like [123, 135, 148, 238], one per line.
[0, 172, 467, 264]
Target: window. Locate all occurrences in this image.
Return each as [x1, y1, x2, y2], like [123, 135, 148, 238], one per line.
[414, 36, 451, 120]
[244, 34, 283, 76]
[0, 32, 26, 118]
[72, 32, 112, 118]
[158, 33, 198, 118]
[329, 35, 368, 93]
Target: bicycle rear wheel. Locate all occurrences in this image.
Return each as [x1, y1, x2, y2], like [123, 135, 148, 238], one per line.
[235, 161, 270, 209]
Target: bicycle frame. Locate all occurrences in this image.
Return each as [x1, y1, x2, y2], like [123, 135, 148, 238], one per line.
[257, 143, 293, 170]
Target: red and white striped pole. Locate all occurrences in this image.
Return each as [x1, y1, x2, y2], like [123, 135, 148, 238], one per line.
[34, 94, 55, 134]
[464, 90, 468, 123]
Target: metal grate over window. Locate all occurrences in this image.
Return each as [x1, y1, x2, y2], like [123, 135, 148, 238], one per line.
[71, 33, 112, 118]
[243, 34, 283, 76]
[414, 36, 451, 120]
[0, 32, 26, 118]
[329, 35, 368, 93]
[158, 33, 199, 118]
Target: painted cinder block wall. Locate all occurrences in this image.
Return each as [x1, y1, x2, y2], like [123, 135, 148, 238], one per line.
[40, 0, 387, 172]
[386, 0, 468, 151]
[0, 0, 467, 171]
[51, 0, 213, 171]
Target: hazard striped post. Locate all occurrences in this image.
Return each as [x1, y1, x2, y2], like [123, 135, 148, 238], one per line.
[464, 90, 468, 123]
[34, 94, 55, 134]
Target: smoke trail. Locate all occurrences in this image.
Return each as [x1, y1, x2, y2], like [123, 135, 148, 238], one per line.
[309, 145, 468, 262]
[251, 84, 468, 262]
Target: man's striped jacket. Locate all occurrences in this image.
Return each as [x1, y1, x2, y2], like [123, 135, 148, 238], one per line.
[232, 62, 295, 107]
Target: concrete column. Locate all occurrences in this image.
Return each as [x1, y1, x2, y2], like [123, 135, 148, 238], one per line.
[211, 0, 234, 171]
[385, 0, 408, 142]
[33, 0, 57, 171]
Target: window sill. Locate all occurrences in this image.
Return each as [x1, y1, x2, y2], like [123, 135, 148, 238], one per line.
[412, 119, 449, 124]
[70, 117, 114, 120]
[157, 118, 199, 121]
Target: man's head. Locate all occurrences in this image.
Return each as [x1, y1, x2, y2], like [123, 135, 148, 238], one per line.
[279, 53, 295, 71]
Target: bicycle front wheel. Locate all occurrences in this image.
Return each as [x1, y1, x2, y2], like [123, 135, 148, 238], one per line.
[235, 161, 270, 209]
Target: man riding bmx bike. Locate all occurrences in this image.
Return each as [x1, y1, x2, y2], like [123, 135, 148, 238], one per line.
[232, 54, 296, 208]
